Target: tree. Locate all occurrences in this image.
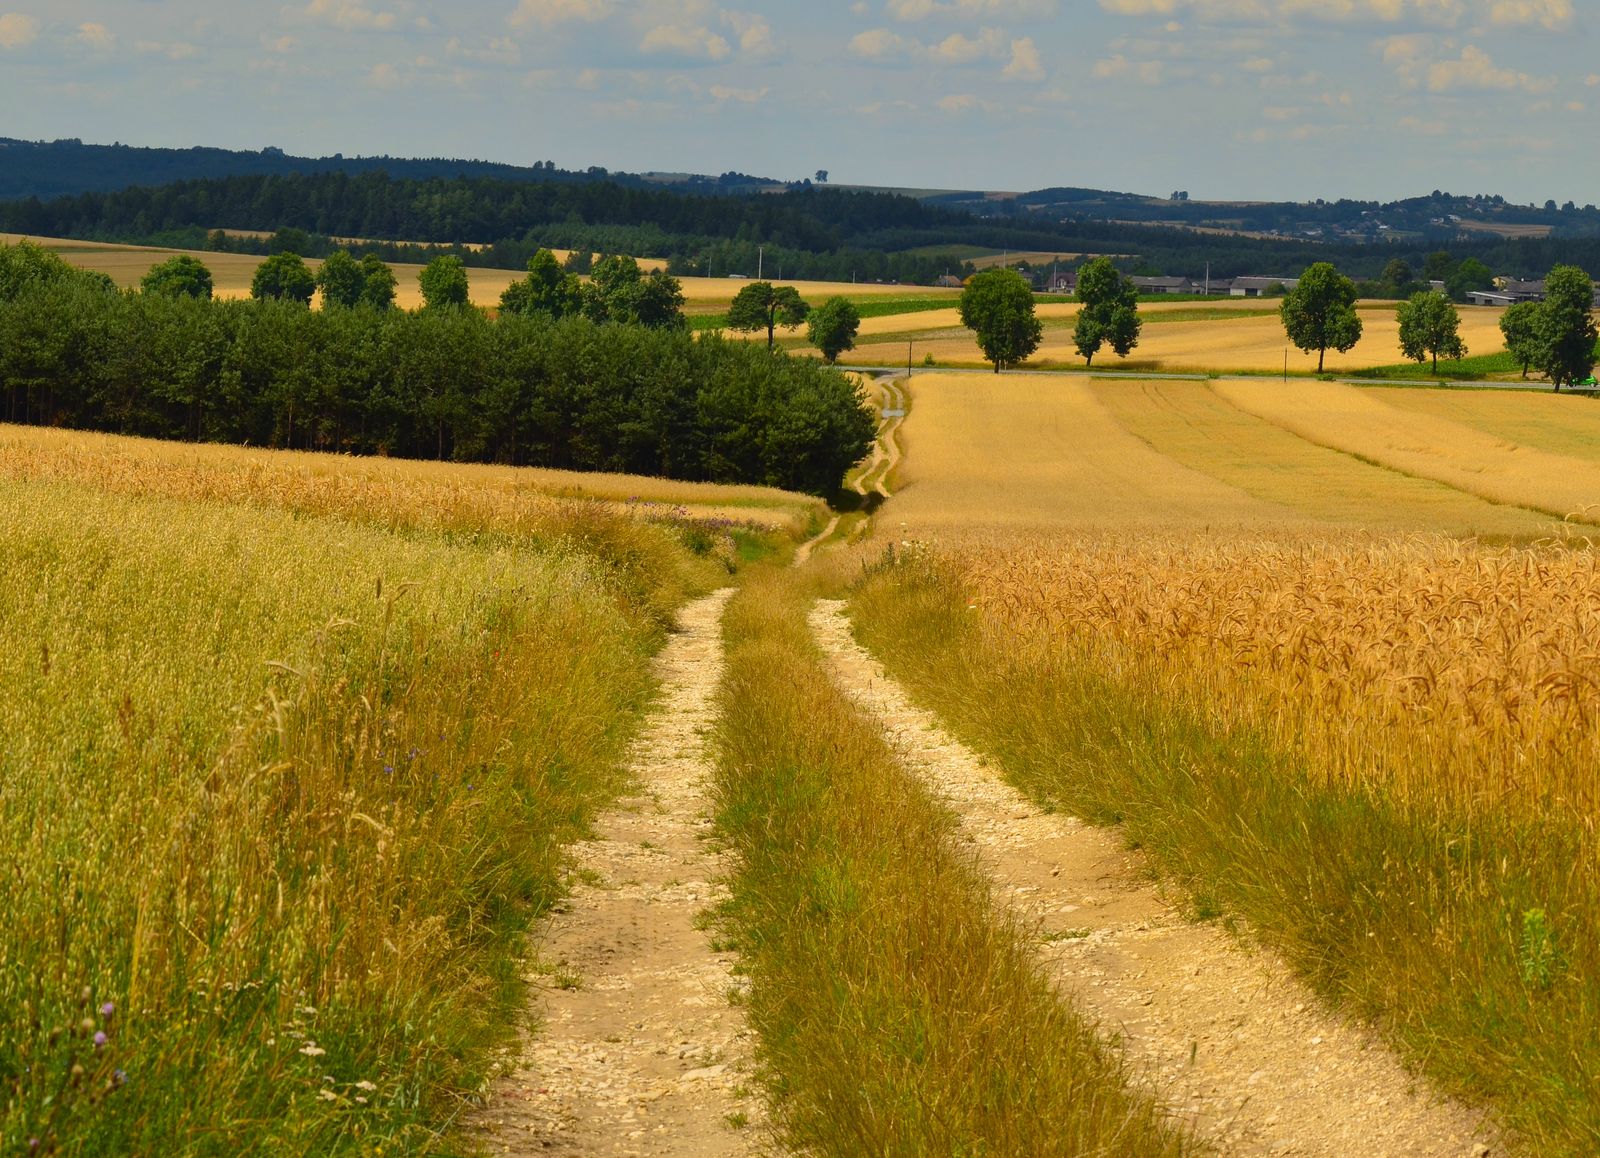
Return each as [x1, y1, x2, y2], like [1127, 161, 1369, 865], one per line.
[140, 254, 213, 299]
[1280, 262, 1362, 372]
[583, 256, 685, 328]
[807, 296, 861, 364]
[250, 252, 316, 305]
[958, 268, 1042, 373]
[1396, 290, 1466, 373]
[726, 281, 810, 351]
[359, 254, 397, 309]
[1445, 257, 1493, 302]
[1500, 300, 1541, 379]
[815, 170, 829, 183]
[419, 255, 470, 309]
[1422, 251, 1456, 283]
[1072, 257, 1141, 367]
[315, 248, 365, 308]
[1380, 258, 1417, 299]
[1534, 264, 1598, 391]
[499, 248, 582, 319]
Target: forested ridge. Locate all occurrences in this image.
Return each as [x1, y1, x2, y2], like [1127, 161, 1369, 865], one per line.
[10, 169, 1600, 285]
[0, 243, 874, 495]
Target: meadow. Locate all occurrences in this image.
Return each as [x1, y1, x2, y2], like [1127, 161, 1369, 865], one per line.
[845, 367, 1600, 1152]
[0, 428, 787, 1153]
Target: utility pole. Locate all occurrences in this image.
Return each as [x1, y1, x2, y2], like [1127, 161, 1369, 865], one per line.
[1205, 261, 1210, 296]
[908, 340, 913, 379]
[758, 246, 764, 280]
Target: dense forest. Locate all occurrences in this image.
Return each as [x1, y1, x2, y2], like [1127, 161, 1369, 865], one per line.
[9, 167, 1600, 286]
[0, 243, 874, 495]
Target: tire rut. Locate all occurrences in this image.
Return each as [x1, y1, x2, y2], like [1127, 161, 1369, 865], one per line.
[808, 598, 1497, 1158]
[474, 589, 762, 1156]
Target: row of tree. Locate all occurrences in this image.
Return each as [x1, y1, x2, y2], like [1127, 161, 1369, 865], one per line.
[952, 257, 1596, 386]
[0, 242, 875, 494]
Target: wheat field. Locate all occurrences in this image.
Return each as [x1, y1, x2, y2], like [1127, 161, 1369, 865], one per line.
[845, 302, 1511, 373]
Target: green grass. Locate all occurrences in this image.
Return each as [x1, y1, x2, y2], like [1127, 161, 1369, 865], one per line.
[0, 468, 715, 1154]
[851, 556, 1600, 1156]
[1347, 351, 1525, 381]
[711, 568, 1197, 1157]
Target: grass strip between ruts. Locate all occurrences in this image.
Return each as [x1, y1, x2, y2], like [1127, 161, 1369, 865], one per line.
[710, 567, 1197, 1157]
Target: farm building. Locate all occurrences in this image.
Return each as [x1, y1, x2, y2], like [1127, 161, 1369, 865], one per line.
[1465, 279, 1600, 307]
[1130, 276, 1191, 295]
[1229, 276, 1300, 297]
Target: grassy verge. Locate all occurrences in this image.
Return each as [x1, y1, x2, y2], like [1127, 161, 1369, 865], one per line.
[850, 553, 1600, 1155]
[0, 467, 728, 1153]
[710, 568, 1195, 1156]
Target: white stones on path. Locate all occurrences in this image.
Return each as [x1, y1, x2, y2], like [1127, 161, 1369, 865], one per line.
[477, 589, 762, 1157]
[808, 598, 1496, 1158]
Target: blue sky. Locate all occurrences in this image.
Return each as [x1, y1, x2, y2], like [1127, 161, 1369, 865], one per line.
[1, 1, 1595, 202]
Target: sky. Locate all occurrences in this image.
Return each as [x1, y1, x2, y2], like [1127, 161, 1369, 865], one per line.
[0, 0, 1596, 203]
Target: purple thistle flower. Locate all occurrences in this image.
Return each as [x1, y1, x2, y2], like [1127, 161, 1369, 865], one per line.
[94, 1031, 107, 1048]
[101, 1002, 115, 1019]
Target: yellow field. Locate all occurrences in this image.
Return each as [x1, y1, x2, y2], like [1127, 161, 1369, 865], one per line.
[1374, 387, 1600, 463]
[883, 372, 1589, 540]
[0, 424, 824, 537]
[1216, 378, 1600, 526]
[889, 373, 1279, 532]
[846, 301, 1511, 373]
[1093, 380, 1559, 539]
[676, 276, 960, 308]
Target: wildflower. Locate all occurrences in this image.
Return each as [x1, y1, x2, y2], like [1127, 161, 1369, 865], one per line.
[101, 1002, 115, 1019]
[355, 1095, 368, 1105]
[93, 1031, 107, 1048]
[354, 1080, 377, 1091]
[318, 1089, 338, 1101]
[113, 1069, 127, 1086]
[299, 1043, 326, 1057]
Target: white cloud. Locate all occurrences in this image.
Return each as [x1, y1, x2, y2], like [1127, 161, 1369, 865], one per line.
[1099, 0, 1466, 25]
[849, 27, 909, 57]
[1092, 53, 1167, 83]
[708, 83, 768, 101]
[76, 22, 114, 49]
[1002, 36, 1043, 79]
[1424, 44, 1553, 92]
[929, 27, 1004, 61]
[721, 10, 774, 56]
[639, 22, 730, 59]
[367, 60, 403, 87]
[296, 0, 397, 31]
[263, 34, 300, 52]
[1487, 0, 1572, 30]
[446, 35, 521, 64]
[508, 0, 611, 28]
[888, 0, 1055, 17]
[937, 91, 997, 111]
[0, 12, 38, 49]
[1587, 73, 1600, 86]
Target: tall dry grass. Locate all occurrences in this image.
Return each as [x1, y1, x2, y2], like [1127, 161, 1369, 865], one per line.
[0, 453, 717, 1152]
[712, 568, 1196, 1156]
[850, 534, 1600, 1153]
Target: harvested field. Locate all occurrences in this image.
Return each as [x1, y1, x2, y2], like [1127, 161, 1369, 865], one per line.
[1375, 386, 1600, 463]
[1217, 378, 1600, 525]
[1094, 379, 1560, 539]
[888, 372, 1280, 531]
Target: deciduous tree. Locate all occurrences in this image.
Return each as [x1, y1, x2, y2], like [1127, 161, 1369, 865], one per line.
[141, 254, 213, 300]
[359, 253, 397, 310]
[806, 296, 861, 364]
[959, 268, 1042, 373]
[727, 281, 810, 351]
[1396, 290, 1466, 372]
[419, 255, 470, 310]
[1534, 264, 1598, 391]
[1499, 300, 1541, 379]
[1072, 257, 1141, 367]
[1280, 262, 1362, 372]
[499, 248, 582, 319]
[314, 249, 365, 308]
[250, 252, 315, 305]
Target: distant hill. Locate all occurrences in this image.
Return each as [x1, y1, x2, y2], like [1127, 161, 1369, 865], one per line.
[0, 137, 798, 202]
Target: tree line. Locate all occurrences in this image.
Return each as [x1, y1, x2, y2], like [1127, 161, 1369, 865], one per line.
[956, 258, 1597, 386]
[0, 242, 875, 494]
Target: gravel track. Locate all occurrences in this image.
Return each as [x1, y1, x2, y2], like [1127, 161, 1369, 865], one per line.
[475, 590, 762, 1156]
[808, 598, 1497, 1158]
